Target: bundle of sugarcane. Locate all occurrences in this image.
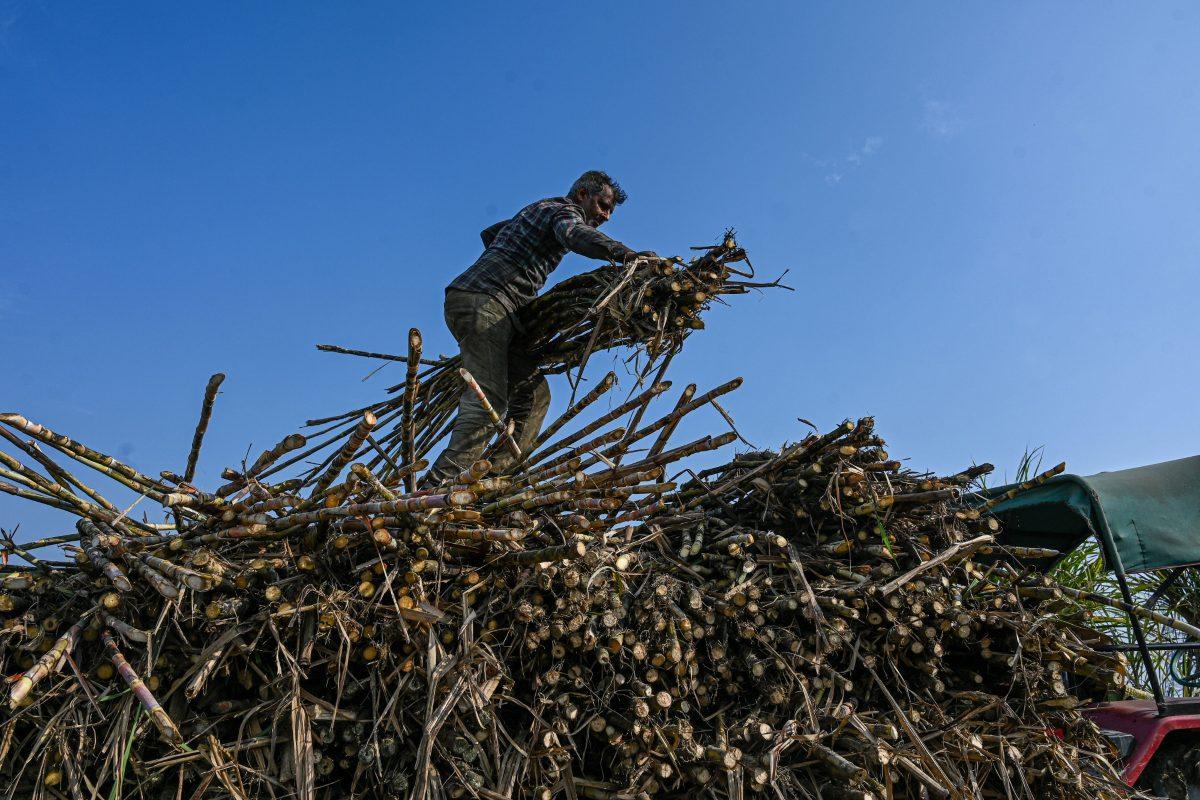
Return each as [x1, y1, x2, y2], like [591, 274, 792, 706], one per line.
[517, 230, 780, 369]
[0, 359, 1142, 800]
[302, 233, 787, 491]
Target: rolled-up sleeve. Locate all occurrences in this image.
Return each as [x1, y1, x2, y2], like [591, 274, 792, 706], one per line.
[551, 206, 634, 263]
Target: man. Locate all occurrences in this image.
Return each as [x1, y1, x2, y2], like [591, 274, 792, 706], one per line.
[424, 170, 647, 485]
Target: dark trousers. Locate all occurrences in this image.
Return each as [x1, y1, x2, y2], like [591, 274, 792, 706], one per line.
[426, 290, 551, 483]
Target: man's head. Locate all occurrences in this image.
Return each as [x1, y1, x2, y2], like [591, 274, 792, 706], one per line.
[568, 170, 627, 227]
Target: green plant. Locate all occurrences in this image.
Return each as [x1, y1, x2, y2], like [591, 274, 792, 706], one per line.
[1051, 533, 1200, 696]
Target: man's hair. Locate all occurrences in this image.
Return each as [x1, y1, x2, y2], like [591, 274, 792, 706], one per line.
[569, 170, 627, 205]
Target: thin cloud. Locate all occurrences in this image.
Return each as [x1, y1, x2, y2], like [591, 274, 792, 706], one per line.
[921, 100, 965, 138]
[823, 136, 883, 185]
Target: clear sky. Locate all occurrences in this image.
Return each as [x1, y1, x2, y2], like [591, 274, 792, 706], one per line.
[3, 3, 1199, 544]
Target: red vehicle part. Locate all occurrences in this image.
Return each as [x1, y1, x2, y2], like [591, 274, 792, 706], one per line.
[1084, 700, 1200, 785]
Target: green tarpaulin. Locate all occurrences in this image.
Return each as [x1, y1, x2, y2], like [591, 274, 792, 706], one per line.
[989, 455, 1200, 574]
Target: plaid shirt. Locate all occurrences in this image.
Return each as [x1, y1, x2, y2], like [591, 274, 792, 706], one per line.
[448, 196, 634, 312]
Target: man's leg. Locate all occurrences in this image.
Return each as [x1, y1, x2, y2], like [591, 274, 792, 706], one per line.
[425, 292, 515, 484]
[502, 337, 551, 462]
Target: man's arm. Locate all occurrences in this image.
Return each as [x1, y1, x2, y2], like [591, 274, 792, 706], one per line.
[551, 209, 635, 263]
[480, 219, 510, 248]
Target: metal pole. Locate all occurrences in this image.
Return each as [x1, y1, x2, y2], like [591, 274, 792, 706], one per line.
[1097, 641, 1200, 653]
[1099, 533, 1168, 714]
[1146, 567, 1184, 613]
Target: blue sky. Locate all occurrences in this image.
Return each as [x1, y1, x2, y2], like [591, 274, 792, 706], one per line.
[3, 3, 1199, 543]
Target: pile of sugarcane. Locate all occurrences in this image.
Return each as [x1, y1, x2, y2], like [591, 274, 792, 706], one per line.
[0, 358, 1138, 799]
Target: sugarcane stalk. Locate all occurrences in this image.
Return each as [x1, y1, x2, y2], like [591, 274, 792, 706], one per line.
[978, 462, 1067, 512]
[0, 536, 61, 572]
[184, 373, 224, 483]
[100, 611, 149, 643]
[0, 426, 119, 513]
[0, 479, 77, 513]
[138, 553, 217, 591]
[528, 371, 617, 456]
[316, 342, 440, 366]
[100, 630, 182, 743]
[687, 422, 854, 510]
[525, 382, 671, 468]
[0, 454, 80, 505]
[0, 414, 167, 493]
[458, 369, 521, 460]
[212, 434, 312, 499]
[439, 527, 527, 543]
[78, 521, 133, 592]
[506, 539, 586, 565]
[618, 432, 737, 476]
[523, 428, 627, 481]
[877, 536, 993, 596]
[253, 419, 365, 483]
[647, 383, 696, 459]
[452, 460, 491, 487]
[9, 608, 95, 707]
[127, 556, 180, 600]
[309, 412, 377, 497]
[518, 457, 584, 490]
[1054, 583, 1200, 640]
[402, 328, 423, 493]
[605, 378, 742, 458]
[351, 463, 396, 501]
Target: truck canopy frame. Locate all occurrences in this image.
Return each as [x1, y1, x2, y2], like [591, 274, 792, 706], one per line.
[988, 454, 1200, 574]
[988, 453, 1200, 715]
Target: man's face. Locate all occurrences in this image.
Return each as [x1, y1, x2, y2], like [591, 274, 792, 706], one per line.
[580, 185, 616, 227]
